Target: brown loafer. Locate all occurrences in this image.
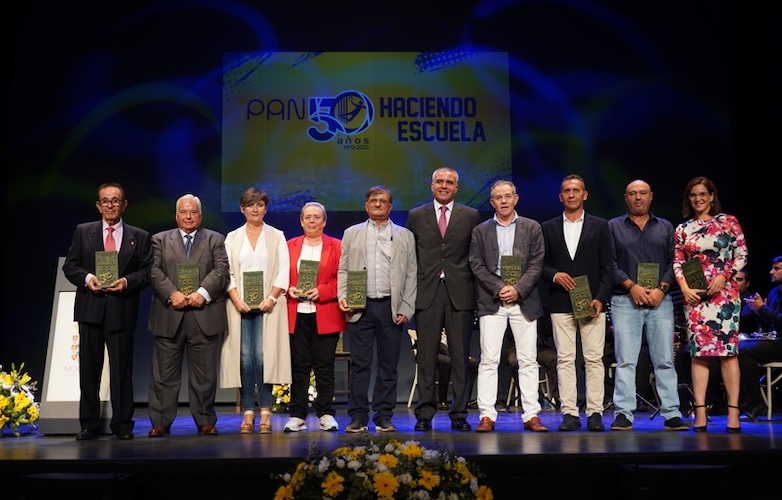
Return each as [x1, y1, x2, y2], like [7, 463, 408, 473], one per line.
[476, 417, 495, 432]
[523, 416, 549, 432]
[148, 426, 169, 438]
[197, 424, 219, 436]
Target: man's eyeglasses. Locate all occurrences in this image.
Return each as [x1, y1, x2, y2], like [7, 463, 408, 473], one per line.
[99, 198, 124, 207]
[367, 198, 390, 205]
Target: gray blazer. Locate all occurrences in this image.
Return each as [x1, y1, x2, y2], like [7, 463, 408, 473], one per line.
[148, 227, 229, 338]
[469, 215, 544, 321]
[337, 220, 417, 323]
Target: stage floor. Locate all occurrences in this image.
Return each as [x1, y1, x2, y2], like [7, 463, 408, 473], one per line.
[5, 403, 781, 499]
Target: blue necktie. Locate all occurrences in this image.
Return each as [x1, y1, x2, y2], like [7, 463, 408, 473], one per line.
[184, 234, 192, 260]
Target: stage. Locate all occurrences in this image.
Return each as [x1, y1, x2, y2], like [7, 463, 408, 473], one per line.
[4, 403, 781, 499]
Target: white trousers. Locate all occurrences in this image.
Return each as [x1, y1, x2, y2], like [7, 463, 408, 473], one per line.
[477, 304, 541, 422]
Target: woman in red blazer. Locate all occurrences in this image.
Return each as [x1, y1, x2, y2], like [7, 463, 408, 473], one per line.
[284, 202, 347, 432]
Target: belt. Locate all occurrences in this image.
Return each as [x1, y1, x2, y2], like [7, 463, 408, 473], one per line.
[366, 296, 390, 302]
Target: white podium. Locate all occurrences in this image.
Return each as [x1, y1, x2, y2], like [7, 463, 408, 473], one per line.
[38, 257, 111, 435]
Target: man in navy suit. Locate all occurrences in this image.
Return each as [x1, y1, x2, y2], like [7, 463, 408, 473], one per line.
[147, 194, 229, 437]
[541, 174, 613, 432]
[407, 167, 480, 432]
[63, 182, 152, 440]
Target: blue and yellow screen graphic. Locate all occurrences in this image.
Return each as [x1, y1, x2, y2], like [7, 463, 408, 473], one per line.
[222, 51, 511, 212]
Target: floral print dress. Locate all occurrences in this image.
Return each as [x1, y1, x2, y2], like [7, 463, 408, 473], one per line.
[673, 213, 748, 357]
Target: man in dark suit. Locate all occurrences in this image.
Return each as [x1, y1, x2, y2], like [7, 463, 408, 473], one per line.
[63, 182, 152, 440]
[469, 179, 548, 432]
[407, 167, 480, 432]
[147, 194, 229, 437]
[541, 174, 613, 432]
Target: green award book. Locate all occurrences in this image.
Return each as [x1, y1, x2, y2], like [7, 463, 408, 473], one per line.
[243, 271, 264, 310]
[177, 264, 200, 295]
[346, 270, 367, 310]
[569, 274, 596, 319]
[682, 258, 708, 290]
[95, 250, 119, 288]
[637, 262, 660, 289]
[296, 260, 320, 298]
[501, 255, 522, 285]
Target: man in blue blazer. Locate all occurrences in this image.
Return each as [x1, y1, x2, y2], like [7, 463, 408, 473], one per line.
[147, 194, 229, 437]
[338, 186, 417, 433]
[541, 174, 613, 432]
[407, 167, 480, 432]
[63, 183, 152, 440]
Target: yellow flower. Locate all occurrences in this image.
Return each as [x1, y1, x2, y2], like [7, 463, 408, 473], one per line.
[373, 471, 400, 497]
[418, 468, 441, 490]
[0, 363, 39, 437]
[275, 438, 491, 499]
[321, 470, 345, 497]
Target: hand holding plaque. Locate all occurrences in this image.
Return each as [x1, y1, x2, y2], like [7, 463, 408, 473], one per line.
[569, 275, 596, 319]
[682, 257, 709, 300]
[346, 270, 367, 310]
[178, 264, 200, 295]
[636, 263, 659, 289]
[296, 260, 320, 298]
[243, 271, 264, 310]
[95, 250, 119, 289]
[501, 255, 522, 285]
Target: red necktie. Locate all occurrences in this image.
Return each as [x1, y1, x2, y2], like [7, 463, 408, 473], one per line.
[438, 206, 448, 238]
[105, 226, 116, 251]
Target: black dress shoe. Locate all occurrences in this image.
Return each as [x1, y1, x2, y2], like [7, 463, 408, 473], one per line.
[558, 414, 582, 432]
[116, 431, 134, 440]
[451, 418, 471, 431]
[742, 402, 767, 422]
[414, 419, 432, 431]
[75, 429, 98, 441]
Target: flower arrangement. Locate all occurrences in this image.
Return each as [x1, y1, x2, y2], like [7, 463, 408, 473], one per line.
[0, 363, 40, 437]
[273, 371, 317, 413]
[273, 438, 493, 499]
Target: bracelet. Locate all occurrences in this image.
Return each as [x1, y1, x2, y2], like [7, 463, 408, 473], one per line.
[267, 295, 278, 304]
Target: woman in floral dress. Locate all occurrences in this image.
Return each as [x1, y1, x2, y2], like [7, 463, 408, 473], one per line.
[673, 177, 748, 433]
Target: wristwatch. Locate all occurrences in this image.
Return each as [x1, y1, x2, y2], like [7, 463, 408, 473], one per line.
[267, 295, 278, 304]
[658, 283, 670, 293]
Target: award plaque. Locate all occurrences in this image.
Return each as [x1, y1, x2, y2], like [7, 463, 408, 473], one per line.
[682, 258, 708, 290]
[346, 270, 367, 309]
[95, 250, 119, 288]
[177, 264, 200, 295]
[569, 275, 596, 319]
[296, 260, 320, 298]
[501, 255, 522, 285]
[636, 263, 660, 289]
[243, 271, 264, 310]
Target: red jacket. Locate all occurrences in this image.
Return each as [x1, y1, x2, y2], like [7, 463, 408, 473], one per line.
[286, 233, 347, 334]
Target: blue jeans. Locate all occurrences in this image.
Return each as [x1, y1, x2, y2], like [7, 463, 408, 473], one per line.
[240, 312, 272, 410]
[610, 294, 682, 421]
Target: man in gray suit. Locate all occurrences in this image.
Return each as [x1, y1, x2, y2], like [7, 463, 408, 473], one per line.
[147, 194, 229, 437]
[407, 167, 480, 431]
[338, 186, 417, 433]
[469, 180, 548, 432]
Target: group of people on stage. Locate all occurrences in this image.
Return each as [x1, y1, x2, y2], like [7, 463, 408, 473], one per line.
[62, 171, 781, 440]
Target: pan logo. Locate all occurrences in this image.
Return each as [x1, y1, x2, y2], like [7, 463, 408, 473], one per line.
[307, 90, 374, 142]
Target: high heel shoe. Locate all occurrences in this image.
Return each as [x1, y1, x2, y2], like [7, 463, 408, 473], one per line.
[726, 405, 741, 434]
[240, 410, 255, 434]
[692, 405, 708, 432]
[259, 409, 272, 434]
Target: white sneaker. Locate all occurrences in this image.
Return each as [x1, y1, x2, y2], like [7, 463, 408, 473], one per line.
[319, 414, 339, 432]
[283, 417, 307, 432]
